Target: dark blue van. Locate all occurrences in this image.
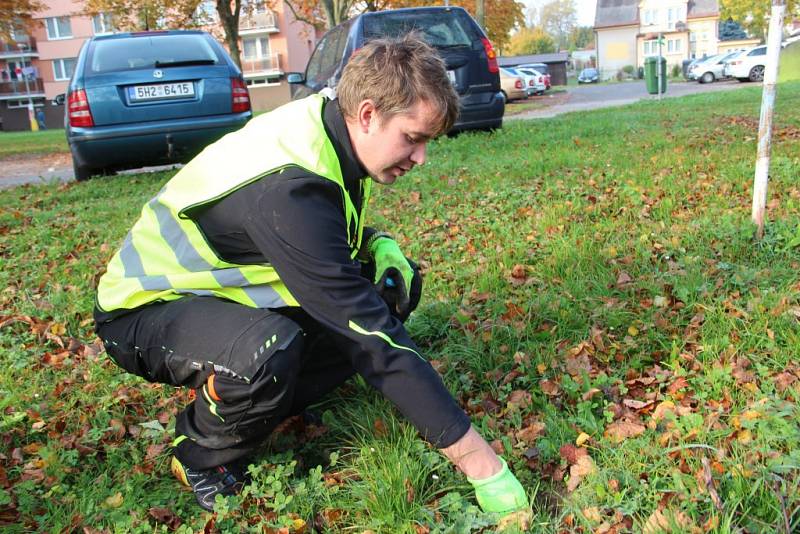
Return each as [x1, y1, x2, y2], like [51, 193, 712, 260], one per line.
[65, 30, 252, 181]
[287, 7, 504, 132]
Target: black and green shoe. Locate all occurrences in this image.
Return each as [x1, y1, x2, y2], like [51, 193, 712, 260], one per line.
[171, 456, 249, 511]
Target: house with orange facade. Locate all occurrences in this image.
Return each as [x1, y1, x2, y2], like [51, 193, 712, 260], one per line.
[0, 0, 318, 130]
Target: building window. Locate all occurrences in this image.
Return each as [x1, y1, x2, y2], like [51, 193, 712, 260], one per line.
[45, 17, 73, 40]
[242, 0, 268, 14]
[243, 36, 270, 59]
[53, 58, 76, 81]
[7, 98, 44, 108]
[667, 39, 681, 53]
[92, 13, 114, 35]
[643, 9, 657, 25]
[644, 40, 659, 56]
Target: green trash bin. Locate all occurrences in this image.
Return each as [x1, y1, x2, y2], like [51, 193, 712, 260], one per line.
[644, 56, 667, 94]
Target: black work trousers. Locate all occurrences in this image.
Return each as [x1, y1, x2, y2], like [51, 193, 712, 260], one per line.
[96, 296, 355, 470]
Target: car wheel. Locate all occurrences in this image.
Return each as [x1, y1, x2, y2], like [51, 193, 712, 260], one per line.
[749, 65, 765, 82]
[73, 161, 94, 182]
[700, 72, 715, 84]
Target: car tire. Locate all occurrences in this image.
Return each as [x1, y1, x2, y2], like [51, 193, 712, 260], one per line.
[73, 161, 94, 182]
[700, 72, 715, 84]
[749, 65, 765, 82]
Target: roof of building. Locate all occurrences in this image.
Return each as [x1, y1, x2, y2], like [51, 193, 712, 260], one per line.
[594, 0, 639, 29]
[687, 0, 719, 18]
[498, 52, 569, 66]
[594, 0, 719, 28]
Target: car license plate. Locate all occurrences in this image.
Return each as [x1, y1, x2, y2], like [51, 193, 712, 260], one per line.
[447, 70, 456, 85]
[129, 82, 195, 101]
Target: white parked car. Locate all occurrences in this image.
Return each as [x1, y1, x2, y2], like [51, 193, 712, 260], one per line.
[688, 51, 739, 83]
[517, 68, 547, 95]
[724, 45, 767, 82]
[504, 67, 539, 96]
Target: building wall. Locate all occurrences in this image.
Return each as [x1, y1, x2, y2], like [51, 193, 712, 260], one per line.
[687, 17, 719, 59]
[718, 38, 761, 54]
[32, 0, 95, 100]
[596, 26, 639, 78]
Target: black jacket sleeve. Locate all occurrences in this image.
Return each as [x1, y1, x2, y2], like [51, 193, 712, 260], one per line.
[239, 174, 470, 448]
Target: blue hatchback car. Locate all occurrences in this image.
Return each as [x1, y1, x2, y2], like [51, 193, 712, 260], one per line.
[65, 30, 252, 181]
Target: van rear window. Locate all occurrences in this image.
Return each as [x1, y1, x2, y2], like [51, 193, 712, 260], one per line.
[88, 34, 220, 74]
[363, 11, 477, 48]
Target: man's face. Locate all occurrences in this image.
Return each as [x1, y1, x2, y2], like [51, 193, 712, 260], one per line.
[351, 100, 440, 185]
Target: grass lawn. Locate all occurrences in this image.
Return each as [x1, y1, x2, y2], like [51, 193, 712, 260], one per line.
[0, 128, 68, 158]
[1, 83, 799, 532]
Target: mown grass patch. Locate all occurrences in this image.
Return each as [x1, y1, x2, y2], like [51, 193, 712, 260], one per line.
[0, 129, 69, 159]
[1, 83, 799, 532]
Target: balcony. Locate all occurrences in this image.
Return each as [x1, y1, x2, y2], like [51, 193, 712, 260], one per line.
[239, 10, 279, 35]
[0, 38, 39, 59]
[0, 78, 45, 100]
[241, 53, 282, 78]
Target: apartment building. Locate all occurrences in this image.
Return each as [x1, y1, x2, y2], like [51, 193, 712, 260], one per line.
[1, 0, 317, 130]
[594, 0, 721, 80]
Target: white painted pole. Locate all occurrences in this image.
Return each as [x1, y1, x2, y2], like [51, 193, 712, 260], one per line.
[752, 0, 786, 239]
[657, 33, 662, 101]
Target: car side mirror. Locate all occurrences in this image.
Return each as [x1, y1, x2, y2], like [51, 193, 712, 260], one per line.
[53, 93, 66, 106]
[286, 72, 305, 84]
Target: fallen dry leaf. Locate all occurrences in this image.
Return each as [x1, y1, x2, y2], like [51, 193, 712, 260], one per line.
[567, 455, 595, 492]
[604, 420, 646, 444]
[642, 508, 693, 534]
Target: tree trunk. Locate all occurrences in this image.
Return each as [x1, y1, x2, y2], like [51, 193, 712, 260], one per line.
[217, 0, 242, 69]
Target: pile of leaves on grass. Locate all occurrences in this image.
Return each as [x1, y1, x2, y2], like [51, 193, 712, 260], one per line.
[1, 83, 799, 532]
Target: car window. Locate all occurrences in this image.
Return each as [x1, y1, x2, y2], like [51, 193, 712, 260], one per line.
[749, 47, 766, 56]
[87, 34, 220, 74]
[305, 34, 328, 83]
[363, 10, 478, 47]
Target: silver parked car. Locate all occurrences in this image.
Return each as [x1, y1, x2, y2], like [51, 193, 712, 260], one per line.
[688, 51, 740, 83]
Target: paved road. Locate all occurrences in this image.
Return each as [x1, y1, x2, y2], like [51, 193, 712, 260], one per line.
[511, 78, 757, 119]
[0, 79, 761, 189]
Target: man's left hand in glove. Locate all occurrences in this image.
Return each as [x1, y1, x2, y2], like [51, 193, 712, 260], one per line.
[369, 235, 422, 321]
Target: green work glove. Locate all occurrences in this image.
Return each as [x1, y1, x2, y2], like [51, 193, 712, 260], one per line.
[467, 457, 529, 516]
[370, 236, 418, 318]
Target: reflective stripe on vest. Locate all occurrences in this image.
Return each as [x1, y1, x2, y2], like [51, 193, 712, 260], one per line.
[97, 95, 370, 313]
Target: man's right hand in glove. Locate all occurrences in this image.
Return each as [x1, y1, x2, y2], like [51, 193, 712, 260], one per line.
[442, 426, 530, 528]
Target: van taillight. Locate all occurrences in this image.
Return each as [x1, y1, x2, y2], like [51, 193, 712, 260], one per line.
[68, 89, 94, 128]
[481, 38, 499, 73]
[231, 78, 251, 113]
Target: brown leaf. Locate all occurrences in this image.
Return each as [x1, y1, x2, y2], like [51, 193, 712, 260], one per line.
[409, 191, 421, 204]
[373, 418, 387, 437]
[539, 379, 560, 396]
[516, 422, 546, 444]
[642, 509, 692, 534]
[616, 271, 633, 288]
[774, 372, 797, 392]
[623, 399, 655, 411]
[148, 507, 182, 530]
[566, 455, 595, 492]
[404, 478, 415, 504]
[666, 377, 689, 395]
[506, 390, 532, 410]
[145, 443, 166, 461]
[604, 420, 646, 443]
[559, 444, 589, 465]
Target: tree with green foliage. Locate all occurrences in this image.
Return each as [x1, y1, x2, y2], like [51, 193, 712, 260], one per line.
[567, 25, 593, 51]
[718, 18, 748, 41]
[506, 26, 555, 55]
[538, 0, 576, 51]
[0, 0, 44, 41]
[720, 0, 799, 39]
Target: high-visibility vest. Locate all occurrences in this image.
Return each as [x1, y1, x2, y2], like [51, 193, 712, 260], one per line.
[96, 95, 371, 313]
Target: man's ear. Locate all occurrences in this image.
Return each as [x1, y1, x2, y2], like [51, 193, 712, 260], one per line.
[356, 99, 378, 133]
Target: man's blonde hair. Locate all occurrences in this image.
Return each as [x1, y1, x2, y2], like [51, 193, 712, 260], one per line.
[337, 33, 459, 136]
